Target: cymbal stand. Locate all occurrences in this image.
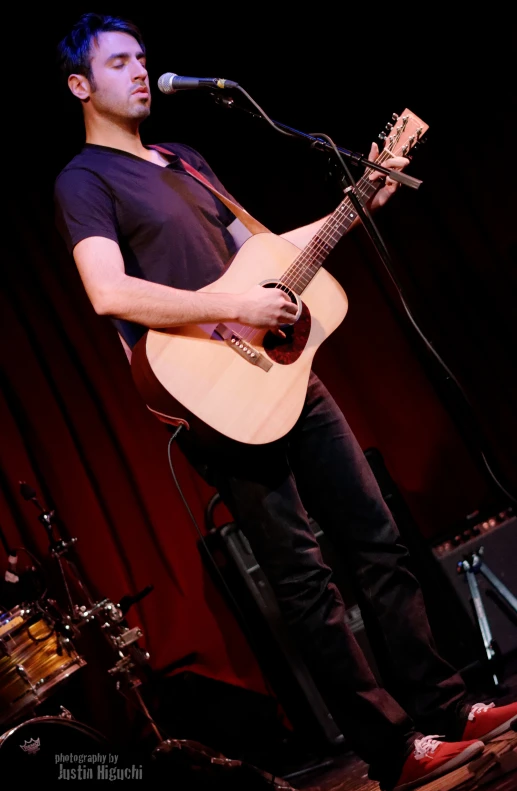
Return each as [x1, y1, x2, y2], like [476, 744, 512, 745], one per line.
[20, 482, 79, 617]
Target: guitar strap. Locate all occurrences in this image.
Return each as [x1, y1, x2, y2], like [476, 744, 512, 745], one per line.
[149, 145, 271, 235]
[128, 145, 271, 428]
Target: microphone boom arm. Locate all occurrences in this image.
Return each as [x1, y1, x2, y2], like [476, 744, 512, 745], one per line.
[208, 91, 420, 189]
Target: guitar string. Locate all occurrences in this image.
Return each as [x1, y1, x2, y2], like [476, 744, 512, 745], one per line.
[235, 146, 394, 344]
[235, 148, 394, 344]
[282, 148, 393, 290]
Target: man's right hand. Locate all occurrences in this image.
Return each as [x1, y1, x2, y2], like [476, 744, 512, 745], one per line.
[236, 284, 298, 335]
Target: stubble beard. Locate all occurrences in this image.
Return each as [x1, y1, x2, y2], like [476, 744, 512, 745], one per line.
[130, 102, 151, 121]
[91, 83, 151, 124]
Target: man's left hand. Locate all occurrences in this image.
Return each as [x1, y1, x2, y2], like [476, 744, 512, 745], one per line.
[367, 141, 410, 211]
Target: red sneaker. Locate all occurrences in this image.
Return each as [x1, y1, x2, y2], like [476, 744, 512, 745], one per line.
[392, 735, 484, 791]
[461, 701, 517, 742]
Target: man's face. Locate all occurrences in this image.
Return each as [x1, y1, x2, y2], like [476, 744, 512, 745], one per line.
[85, 30, 151, 122]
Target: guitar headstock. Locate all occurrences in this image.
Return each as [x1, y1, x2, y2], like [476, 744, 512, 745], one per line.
[378, 108, 429, 158]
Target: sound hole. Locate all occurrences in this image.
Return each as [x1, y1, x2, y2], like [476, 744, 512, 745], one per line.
[263, 301, 311, 365]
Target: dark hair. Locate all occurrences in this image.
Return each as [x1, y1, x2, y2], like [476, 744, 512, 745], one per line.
[56, 12, 145, 85]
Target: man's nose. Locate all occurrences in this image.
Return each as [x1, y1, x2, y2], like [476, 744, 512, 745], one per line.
[132, 60, 148, 80]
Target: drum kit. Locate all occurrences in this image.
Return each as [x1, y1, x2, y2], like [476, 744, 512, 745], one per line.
[0, 482, 295, 787]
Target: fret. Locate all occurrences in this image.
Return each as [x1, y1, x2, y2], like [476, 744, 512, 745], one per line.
[285, 172, 381, 293]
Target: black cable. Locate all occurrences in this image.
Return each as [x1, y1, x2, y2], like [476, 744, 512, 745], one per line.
[398, 295, 517, 505]
[233, 86, 299, 139]
[165, 428, 292, 721]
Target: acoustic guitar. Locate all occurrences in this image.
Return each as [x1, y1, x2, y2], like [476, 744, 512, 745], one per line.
[131, 110, 428, 444]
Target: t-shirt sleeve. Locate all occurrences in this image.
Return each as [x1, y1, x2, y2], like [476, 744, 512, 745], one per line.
[54, 167, 119, 254]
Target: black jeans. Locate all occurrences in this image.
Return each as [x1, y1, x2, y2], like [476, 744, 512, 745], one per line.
[177, 372, 467, 785]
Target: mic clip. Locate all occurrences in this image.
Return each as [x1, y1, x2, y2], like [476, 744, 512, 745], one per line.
[209, 92, 235, 109]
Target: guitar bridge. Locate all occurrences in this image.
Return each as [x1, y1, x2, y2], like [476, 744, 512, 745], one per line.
[214, 324, 272, 371]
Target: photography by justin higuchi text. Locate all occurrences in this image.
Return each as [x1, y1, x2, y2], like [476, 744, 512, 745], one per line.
[55, 752, 144, 780]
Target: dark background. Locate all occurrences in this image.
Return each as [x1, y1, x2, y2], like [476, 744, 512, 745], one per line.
[1, 5, 516, 764]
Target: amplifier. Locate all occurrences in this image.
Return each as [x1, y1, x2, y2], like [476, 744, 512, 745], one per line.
[432, 510, 517, 658]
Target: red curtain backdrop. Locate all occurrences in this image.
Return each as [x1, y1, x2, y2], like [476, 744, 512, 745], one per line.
[1, 10, 516, 743]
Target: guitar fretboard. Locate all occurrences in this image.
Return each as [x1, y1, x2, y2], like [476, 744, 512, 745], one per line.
[283, 154, 392, 295]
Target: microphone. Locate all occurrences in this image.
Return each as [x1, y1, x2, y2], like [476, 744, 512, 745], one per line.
[158, 72, 238, 94]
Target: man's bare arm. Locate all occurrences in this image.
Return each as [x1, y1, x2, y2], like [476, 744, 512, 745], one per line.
[73, 236, 297, 330]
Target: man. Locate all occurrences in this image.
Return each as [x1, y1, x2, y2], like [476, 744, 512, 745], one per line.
[54, 13, 517, 791]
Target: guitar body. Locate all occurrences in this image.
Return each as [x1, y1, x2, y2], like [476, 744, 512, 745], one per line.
[131, 233, 348, 444]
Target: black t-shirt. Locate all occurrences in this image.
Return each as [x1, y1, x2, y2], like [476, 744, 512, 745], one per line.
[54, 142, 240, 347]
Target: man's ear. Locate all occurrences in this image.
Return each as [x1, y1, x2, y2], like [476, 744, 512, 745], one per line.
[68, 73, 91, 102]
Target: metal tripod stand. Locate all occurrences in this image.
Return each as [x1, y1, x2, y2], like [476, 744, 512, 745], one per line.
[457, 546, 517, 687]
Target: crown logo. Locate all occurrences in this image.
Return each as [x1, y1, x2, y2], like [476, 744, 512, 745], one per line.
[20, 737, 40, 755]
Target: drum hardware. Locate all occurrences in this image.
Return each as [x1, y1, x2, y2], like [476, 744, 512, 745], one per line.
[0, 710, 109, 780]
[14, 663, 40, 696]
[16, 482, 167, 747]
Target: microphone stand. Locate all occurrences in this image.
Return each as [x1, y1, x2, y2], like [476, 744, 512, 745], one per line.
[208, 92, 422, 305]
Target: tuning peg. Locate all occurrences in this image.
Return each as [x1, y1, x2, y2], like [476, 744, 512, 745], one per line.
[406, 138, 426, 156]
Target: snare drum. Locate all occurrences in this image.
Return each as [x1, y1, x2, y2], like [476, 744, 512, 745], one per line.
[0, 604, 86, 726]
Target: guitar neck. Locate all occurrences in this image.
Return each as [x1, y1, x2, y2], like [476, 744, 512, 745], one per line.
[279, 109, 428, 295]
[282, 160, 388, 295]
